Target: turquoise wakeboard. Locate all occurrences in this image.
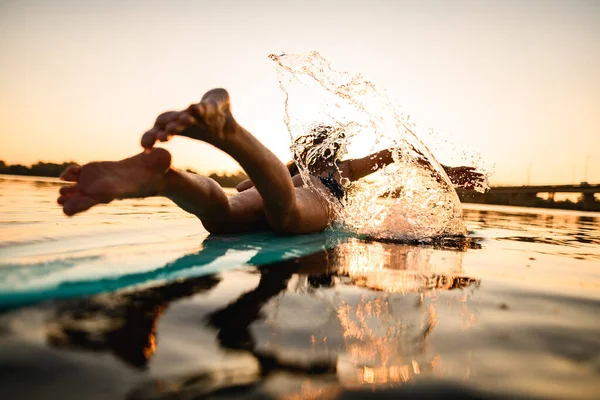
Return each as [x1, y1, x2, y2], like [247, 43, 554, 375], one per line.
[0, 231, 348, 309]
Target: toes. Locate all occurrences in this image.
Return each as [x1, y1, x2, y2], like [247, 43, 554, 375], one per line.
[165, 121, 184, 135]
[178, 111, 197, 126]
[187, 103, 207, 119]
[142, 111, 181, 149]
[58, 185, 78, 199]
[142, 91, 232, 150]
[60, 165, 81, 182]
[142, 126, 171, 148]
[57, 192, 75, 205]
[141, 127, 160, 149]
[154, 111, 180, 127]
[58, 185, 78, 205]
[156, 129, 172, 143]
[200, 88, 230, 105]
[164, 112, 197, 135]
[63, 193, 99, 216]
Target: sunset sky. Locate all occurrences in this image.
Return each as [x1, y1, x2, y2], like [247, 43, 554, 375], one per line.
[0, 0, 598, 185]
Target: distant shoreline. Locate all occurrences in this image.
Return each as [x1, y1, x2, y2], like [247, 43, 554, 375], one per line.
[460, 200, 599, 212]
[0, 163, 248, 189]
[2, 165, 597, 212]
[458, 188, 599, 212]
[0, 161, 77, 178]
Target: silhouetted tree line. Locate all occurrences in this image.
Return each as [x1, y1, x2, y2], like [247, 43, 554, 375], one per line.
[0, 160, 79, 177]
[0, 161, 249, 188]
[186, 168, 248, 188]
[529, 197, 599, 211]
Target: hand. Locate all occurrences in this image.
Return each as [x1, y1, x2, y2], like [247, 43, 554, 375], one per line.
[444, 166, 486, 190]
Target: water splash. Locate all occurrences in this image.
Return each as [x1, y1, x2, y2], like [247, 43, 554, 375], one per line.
[270, 52, 466, 241]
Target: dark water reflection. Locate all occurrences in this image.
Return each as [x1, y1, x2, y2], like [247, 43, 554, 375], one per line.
[42, 238, 480, 398]
[2, 179, 600, 399]
[463, 206, 600, 257]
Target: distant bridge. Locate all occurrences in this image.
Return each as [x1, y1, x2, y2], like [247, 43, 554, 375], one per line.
[489, 184, 600, 195]
[458, 183, 600, 211]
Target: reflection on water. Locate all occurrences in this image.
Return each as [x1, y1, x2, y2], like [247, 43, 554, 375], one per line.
[2, 177, 600, 399]
[464, 206, 599, 245]
[47, 276, 221, 367]
[332, 240, 479, 388]
[463, 205, 600, 261]
[334, 239, 474, 293]
[42, 237, 479, 397]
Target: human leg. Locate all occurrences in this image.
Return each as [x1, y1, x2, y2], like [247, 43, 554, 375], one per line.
[58, 148, 172, 216]
[141, 88, 334, 234]
[161, 168, 270, 233]
[57, 146, 272, 233]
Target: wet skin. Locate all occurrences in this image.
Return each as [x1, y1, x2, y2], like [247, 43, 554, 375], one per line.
[58, 89, 334, 234]
[57, 88, 485, 233]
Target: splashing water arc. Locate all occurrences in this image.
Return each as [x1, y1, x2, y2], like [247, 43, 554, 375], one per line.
[270, 52, 466, 240]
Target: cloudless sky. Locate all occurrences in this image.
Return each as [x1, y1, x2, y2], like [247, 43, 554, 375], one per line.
[0, 0, 598, 185]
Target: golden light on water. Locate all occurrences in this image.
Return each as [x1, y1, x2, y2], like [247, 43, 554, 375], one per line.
[142, 304, 166, 361]
[279, 379, 342, 400]
[335, 238, 467, 293]
[324, 239, 478, 387]
[336, 293, 437, 387]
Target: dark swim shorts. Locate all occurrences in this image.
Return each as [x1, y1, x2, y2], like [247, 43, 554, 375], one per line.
[319, 171, 346, 202]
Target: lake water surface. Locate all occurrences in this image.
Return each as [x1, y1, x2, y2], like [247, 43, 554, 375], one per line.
[1, 175, 599, 399]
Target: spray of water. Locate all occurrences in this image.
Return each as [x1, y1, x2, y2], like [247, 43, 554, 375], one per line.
[270, 52, 467, 241]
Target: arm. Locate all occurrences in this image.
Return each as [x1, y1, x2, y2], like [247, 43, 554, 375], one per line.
[236, 152, 390, 191]
[341, 146, 440, 181]
[338, 148, 395, 182]
[342, 148, 485, 190]
[237, 148, 485, 191]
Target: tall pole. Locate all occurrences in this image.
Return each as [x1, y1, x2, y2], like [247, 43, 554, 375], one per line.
[584, 154, 590, 183]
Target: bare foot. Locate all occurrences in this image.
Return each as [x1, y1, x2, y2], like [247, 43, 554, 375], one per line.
[141, 88, 239, 149]
[57, 148, 172, 216]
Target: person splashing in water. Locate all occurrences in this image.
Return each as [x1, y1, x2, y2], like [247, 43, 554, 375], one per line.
[58, 89, 483, 234]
